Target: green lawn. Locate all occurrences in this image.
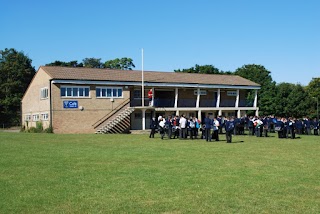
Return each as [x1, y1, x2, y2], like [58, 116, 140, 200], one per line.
[0, 132, 320, 213]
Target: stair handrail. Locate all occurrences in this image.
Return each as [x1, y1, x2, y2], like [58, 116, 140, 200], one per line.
[92, 98, 131, 128]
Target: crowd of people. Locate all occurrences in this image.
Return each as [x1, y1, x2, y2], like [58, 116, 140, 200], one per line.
[149, 114, 320, 143]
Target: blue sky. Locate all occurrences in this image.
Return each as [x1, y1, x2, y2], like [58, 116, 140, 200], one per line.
[1, 0, 319, 85]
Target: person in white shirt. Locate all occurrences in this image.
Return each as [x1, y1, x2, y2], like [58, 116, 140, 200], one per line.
[212, 117, 220, 141]
[179, 115, 187, 139]
[159, 118, 166, 139]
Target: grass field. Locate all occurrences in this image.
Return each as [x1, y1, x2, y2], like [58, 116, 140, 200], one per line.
[0, 132, 320, 213]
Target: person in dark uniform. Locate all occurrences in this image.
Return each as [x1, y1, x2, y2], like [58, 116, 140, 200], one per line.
[275, 117, 284, 138]
[287, 117, 295, 139]
[248, 116, 254, 136]
[263, 116, 269, 137]
[225, 117, 235, 143]
[313, 118, 319, 136]
[295, 119, 303, 135]
[304, 117, 311, 135]
[166, 115, 173, 139]
[204, 115, 212, 142]
[149, 117, 157, 138]
[217, 116, 223, 134]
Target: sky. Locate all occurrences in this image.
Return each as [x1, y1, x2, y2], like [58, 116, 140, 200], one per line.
[1, 0, 319, 85]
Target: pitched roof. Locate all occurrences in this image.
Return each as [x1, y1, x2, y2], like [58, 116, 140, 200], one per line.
[41, 66, 260, 87]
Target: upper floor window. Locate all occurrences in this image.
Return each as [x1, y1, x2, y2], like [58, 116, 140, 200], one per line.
[40, 87, 48, 99]
[60, 86, 90, 98]
[133, 90, 141, 99]
[96, 87, 123, 98]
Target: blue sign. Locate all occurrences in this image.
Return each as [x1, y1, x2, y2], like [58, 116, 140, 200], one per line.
[63, 100, 78, 109]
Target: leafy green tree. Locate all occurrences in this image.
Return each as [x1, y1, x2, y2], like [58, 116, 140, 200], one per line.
[46, 60, 83, 67]
[235, 64, 277, 115]
[306, 77, 320, 118]
[105, 57, 135, 70]
[174, 64, 225, 74]
[82, 58, 104, 68]
[0, 48, 35, 126]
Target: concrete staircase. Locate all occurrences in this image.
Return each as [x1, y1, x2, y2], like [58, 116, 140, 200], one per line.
[95, 107, 135, 134]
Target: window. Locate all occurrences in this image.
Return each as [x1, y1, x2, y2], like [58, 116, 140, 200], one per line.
[25, 114, 31, 121]
[40, 87, 48, 99]
[41, 113, 49, 121]
[96, 87, 123, 98]
[133, 90, 141, 99]
[61, 86, 90, 98]
[33, 114, 40, 121]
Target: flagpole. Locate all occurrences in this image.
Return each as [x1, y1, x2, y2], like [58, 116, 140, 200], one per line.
[141, 48, 144, 107]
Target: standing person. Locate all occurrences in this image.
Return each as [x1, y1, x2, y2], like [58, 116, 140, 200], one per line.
[159, 118, 166, 140]
[295, 119, 303, 135]
[304, 117, 311, 135]
[248, 116, 254, 136]
[148, 89, 153, 106]
[149, 117, 157, 138]
[218, 116, 223, 134]
[204, 115, 212, 142]
[194, 117, 200, 139]
[313, 118, 319, 136]
[188, 117, 195, 139]
[225, 117, 235, 143]
[166, 115, 173, 139]
[179, 114, 187, 139]
[275, 117, 284, 138]
[255, 118, 263, 137]
[212, 117, 220, 141]
[263, 116, 269, 137]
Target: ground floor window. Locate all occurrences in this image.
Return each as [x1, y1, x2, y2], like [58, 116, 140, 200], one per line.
[32, 114, 40, 121]
[41, 113, 49, 121]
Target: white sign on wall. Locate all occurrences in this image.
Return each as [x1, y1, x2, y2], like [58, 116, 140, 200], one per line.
[194, 90, 207, 95]
[227, 91, 237, 96]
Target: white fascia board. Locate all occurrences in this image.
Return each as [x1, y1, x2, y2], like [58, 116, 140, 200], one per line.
[51, 80, 260, 90]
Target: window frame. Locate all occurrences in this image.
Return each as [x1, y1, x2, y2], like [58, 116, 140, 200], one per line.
[60, 85, 90, 98]
[96, 87, 123, 99]
[40, 87, 49, 99]
[32, 114, 40, 121]
[41, 113, 49, 121]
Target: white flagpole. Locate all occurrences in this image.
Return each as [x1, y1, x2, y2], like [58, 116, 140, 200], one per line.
[141, 48, 144, 107]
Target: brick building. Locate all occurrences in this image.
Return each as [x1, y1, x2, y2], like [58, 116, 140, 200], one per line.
[21, 66, 260, 133]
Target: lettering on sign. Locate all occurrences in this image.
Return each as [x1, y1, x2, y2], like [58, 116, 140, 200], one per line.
[63, 100, 78, 108]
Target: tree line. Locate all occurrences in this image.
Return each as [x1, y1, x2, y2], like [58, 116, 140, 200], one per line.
[0, 48, 319, 127]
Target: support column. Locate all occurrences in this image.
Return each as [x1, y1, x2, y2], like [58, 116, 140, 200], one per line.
[142, 109, 146, 130]
[255, 109, 259, 117]
[176, 110, 180, 116]
[253, 89, 258, 108]
[237, 110, 241, 118]
[235, 89, 239, 108]
[198, 110, 202, 121]
[196, 88, 200, 108]
[218, 110, 222, 116]
[152, 87, 155, 106]
[174, 88, 178, 108]
[216, 89, 220, 107]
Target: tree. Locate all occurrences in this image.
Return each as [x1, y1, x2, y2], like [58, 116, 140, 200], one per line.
[0, 48, 35, 126]
[46, 60, 83, 67]
[174, 64, 225, 74]
[306, 77, 320, 118]
[105, 57, 135, 70]
[235, 64, 277, 115]
[82, 58, 103, 68]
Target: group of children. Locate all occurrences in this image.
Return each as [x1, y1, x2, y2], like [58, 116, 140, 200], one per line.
[149, 114, 320, 142]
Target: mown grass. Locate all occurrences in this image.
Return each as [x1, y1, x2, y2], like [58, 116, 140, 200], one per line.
[0, 132, 320, 213]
